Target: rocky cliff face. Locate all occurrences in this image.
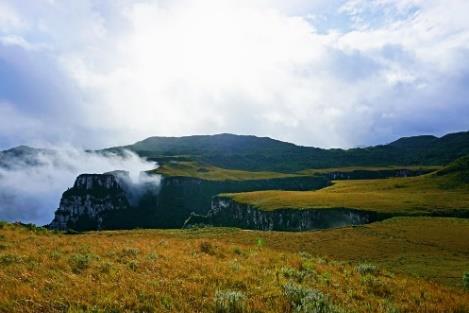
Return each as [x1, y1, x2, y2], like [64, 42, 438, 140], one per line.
[49, 174, 131, 230]
[49, 174, 330, 230]
[151, 175, 330, 228]
[184, 196, 385, 231]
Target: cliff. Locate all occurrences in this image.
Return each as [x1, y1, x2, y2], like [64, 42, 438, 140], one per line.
[48, 173, 329, 230]
[184, 196, 385, 231]
[49, 174, 131, 230]
[150, 175, 330, 228]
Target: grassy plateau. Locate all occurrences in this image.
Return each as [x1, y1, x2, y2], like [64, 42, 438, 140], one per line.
[225, 162, 469, 215]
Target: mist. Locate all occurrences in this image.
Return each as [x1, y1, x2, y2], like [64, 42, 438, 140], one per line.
[0, 147, 160, 226]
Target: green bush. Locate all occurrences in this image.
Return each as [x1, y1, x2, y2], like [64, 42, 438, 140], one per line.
[69, 253, 93, 273]
[0, 221, 7, 229]
[356, 263, 378, 275]
[463, 272, 469, 289]
[256, 238, 265, 247]
[282, 283, 338, 313]
[214, 290, 246, 313]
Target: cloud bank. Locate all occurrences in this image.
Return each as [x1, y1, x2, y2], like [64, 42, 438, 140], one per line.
[0, 148, 159, 225]
[0, 0, 469, 148]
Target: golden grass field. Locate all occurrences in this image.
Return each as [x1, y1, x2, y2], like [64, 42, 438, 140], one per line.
[1, 217, 468, 313]
[226, 172, 469, 215]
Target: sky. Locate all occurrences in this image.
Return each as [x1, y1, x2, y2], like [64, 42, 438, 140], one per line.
[1, 0, 469, 149]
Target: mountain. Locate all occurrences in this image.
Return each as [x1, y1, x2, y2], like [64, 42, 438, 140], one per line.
[107, 131, 469, 172]
[0, 145, 54, 169]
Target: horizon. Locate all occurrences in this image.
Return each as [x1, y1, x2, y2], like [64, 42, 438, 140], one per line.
[1, 1, 469, 149]
[0, 130, 469, 152]
[1, 129, 468, 152]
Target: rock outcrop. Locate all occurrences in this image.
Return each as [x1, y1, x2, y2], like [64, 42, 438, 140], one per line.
[184, 196, 385, 231]
[49, 174, 131, 230]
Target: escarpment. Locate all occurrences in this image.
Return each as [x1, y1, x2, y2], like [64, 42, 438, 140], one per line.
[49, 173, 330, 231]
[184, 196, 386, 231]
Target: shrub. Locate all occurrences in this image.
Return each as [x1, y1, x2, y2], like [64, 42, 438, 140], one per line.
[356, 263, 378, 275]
[463, 272, 469, 289]
[161, 295, 173, 310]
[69, 253, 93, 273]
[0, 221, 7, 229]
[49, 250, 62, 260]
[256, 238, 265, 247]
[280, 266, 308, 283]
[121, 248, 139, 258]
[128, 260, 138, 271]
[360, 275, 391, 298]
[0, 254, 23, 265]
[299, 251, 313, 259]
[214, 290, 246, 313]
[282, 283, 338, 313]
[200, 241, 216, 255]
[99, 261, 113, 274]
[233, 247, 243, 255]
[147, 252, 159, 261]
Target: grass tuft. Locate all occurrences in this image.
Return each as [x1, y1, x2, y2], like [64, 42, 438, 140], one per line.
[0, 254, 23, 265]
[69, 253, 94, 274]
[283, 283, 338, 313]
[463, 272, 469, 290]
[200, 241, 216, 255]
[356, 263, 378, 276]
[214, 290, 246, 313]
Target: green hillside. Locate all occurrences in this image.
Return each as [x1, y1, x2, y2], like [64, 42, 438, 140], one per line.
[152, 160, 300, 181]
[106, 131, 469, 172]
[225, 156, 469, 215]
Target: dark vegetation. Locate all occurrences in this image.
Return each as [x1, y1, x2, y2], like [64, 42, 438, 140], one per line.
[105, 131, 469, 172]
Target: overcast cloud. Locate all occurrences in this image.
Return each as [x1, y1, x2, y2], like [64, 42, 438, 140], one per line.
[1, 0, 468, 149]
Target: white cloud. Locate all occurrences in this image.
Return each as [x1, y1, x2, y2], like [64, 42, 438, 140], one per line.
[0, 1, 25, 32]
[0, 0, 468, 149]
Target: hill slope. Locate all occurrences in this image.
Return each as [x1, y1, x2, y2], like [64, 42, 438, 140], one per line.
[108, 131, 469, 172]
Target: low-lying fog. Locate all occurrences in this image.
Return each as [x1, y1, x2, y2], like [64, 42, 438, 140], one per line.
[0, 147, 159, 226]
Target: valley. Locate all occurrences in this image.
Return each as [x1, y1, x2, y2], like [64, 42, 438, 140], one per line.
[1, 132, 469, 312]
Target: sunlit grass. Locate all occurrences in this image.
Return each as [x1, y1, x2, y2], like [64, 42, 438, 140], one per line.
[298, 165, 441, 175]
[0, 219, 468, 312]
[226, 172, 469, 214]
[152, 160, 301, 180]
